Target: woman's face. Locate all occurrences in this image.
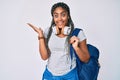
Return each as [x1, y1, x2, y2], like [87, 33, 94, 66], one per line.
[53, 7, 69, 28]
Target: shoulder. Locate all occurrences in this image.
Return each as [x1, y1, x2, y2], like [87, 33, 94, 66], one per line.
[74, 27, 87, 42]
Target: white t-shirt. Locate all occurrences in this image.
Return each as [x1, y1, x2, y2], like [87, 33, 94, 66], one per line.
[44, 27, 86, 76]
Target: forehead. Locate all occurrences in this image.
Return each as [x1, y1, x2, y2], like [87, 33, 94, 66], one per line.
[53, 7, 67, 14]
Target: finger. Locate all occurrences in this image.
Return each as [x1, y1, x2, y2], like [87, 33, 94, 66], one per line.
[69, 39, 75, 44]
[71, 40, 76, 44]
[27, 23, 38, 31]
[27, 23, 38, 30]
[27, 23, 35, 29]
[39, 27, 42, 30]
[70, 36, 78, 44]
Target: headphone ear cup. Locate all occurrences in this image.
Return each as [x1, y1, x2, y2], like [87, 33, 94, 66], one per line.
[52, 27, 57, 34]
[64, 27, 71, 35]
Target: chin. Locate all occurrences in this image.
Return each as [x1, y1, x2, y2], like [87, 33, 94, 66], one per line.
[58, 25, 65, 28]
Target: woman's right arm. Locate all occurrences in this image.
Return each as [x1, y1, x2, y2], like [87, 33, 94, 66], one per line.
[27, 23, 49, 60]
[38, 34, 50, 60]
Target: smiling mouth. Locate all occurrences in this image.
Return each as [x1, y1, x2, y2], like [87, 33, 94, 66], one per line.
[58, 21, 64, 25]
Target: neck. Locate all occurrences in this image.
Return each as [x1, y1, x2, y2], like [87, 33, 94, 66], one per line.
[56, 27, 64, 34]
[56, 27, 67, 37]
[58, 28, 62, 34]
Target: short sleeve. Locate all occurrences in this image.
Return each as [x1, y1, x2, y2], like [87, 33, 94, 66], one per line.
[44, 27, 49, 38]
[77, 30, 86, 42]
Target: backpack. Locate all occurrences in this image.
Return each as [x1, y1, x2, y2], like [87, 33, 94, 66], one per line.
[70, 28, 100, 80]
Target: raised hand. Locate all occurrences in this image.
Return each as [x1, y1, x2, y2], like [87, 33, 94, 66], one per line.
[27, 23, 44, 37]
[69, 36, 80, 48]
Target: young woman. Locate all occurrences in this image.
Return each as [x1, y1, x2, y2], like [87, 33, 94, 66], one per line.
[27, 2, 90, 80]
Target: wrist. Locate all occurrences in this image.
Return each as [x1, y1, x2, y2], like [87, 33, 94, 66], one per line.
[38, 36, 44, 40]
[73, 46, 80, 51]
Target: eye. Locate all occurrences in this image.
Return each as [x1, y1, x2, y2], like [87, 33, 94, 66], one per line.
[53, 14, 58, 18]
[61, 13, 66, 17]
[62, 13, 66, 17]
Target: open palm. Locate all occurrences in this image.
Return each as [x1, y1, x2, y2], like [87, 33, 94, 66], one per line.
[27, 23, 44, 37]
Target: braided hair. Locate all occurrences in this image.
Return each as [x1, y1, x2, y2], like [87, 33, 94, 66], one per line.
[46, 2, 75, 46]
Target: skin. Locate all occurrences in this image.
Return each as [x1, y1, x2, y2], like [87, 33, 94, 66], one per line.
[27, 7, 90, 62]
[53, 7, 69, 37]
[27, 23, 50, 60]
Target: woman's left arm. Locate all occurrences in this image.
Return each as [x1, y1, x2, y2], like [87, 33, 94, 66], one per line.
[70, 36, 90, 63]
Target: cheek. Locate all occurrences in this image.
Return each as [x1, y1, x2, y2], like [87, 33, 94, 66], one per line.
[53, 18, 57, 23]
[53, 16, 69, 25]
[63, 17, 69, 24]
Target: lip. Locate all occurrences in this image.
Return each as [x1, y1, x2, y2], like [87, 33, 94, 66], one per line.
[57, 21, 64, 26]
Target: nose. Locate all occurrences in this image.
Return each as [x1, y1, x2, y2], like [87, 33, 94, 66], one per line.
[58, 15, 62, 21]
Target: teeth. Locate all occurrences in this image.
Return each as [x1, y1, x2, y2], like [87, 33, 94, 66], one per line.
[58, 21, 63, 25]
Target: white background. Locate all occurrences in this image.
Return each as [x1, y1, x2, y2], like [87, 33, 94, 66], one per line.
[0, 0, 120, 80]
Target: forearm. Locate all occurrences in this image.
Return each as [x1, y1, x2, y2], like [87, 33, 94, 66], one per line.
[39, 38, 49, 60]
[27, 23, 49, 60]
[74, 46, 90, 63]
